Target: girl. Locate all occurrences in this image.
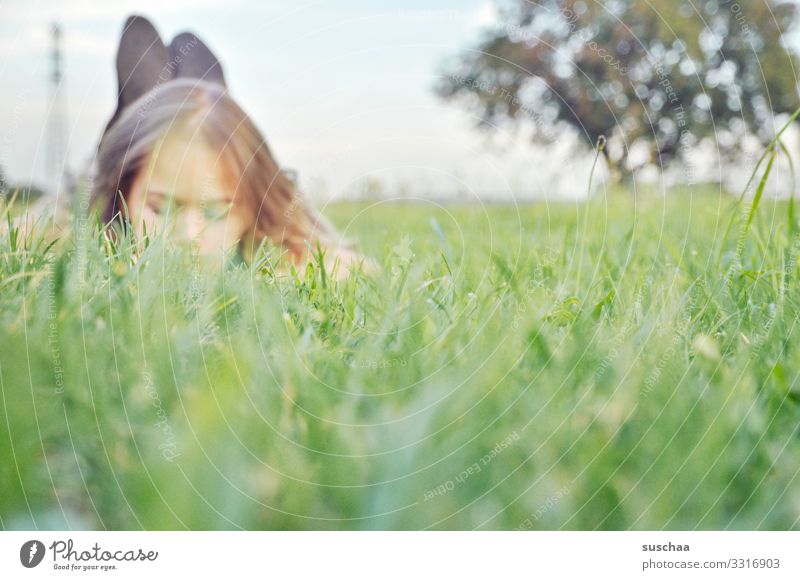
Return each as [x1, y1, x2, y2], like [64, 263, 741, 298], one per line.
[92, 15, 362, 275]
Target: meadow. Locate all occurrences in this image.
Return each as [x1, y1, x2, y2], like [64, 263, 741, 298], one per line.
[1, 190, 799, 530]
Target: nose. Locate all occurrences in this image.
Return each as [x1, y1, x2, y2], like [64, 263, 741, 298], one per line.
[178, 209, 205, 242]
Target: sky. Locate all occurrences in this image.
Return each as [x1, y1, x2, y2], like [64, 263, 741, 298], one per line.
[0, 0, 608, 203]
[5, 0, 795, 203]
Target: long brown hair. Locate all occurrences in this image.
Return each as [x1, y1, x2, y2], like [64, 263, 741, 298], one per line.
[92, 78, 341, 260]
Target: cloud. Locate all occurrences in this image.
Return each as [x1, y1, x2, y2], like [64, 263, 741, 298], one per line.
[1, 0, 243, 25]
[0, 23, 116, 59]
[471, 2, 499, 28]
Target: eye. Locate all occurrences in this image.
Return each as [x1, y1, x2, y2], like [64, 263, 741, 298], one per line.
[145, 193, 175, 215]
[146, 199, 165, 215]
[203, 200, 233, 222]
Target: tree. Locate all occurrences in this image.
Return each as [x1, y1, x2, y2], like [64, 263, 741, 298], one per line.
[435, 0, 800, 180]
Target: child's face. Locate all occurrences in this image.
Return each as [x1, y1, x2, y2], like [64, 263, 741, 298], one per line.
[127, 129, 248, 255]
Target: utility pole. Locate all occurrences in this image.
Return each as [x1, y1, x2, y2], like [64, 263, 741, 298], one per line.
[47, 22, 68, 197]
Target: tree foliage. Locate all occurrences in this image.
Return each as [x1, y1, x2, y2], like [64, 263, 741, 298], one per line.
[436, 0, 800, 176]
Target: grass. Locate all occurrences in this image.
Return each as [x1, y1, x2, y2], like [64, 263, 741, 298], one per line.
[1, 189, 800, 530]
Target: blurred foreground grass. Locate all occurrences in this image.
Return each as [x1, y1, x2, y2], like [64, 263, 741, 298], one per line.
[1, 192, 799, 529]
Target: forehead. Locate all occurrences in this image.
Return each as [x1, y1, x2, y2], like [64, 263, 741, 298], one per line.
[141, 127, 231, 202]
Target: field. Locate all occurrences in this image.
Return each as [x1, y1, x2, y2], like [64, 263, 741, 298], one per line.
[1, 191, 800, 530]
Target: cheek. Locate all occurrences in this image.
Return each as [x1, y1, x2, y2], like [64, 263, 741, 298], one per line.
[223, 206, 249, 241]
[135, 205, 166, 235]
[127, 185, 163, 236]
